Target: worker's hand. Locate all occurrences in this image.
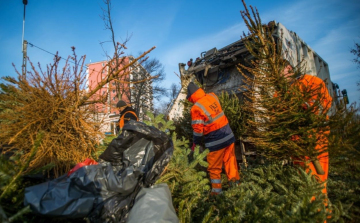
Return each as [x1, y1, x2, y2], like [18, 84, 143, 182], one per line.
[301, 103, 308, 110]
[191, 143, 196, 151]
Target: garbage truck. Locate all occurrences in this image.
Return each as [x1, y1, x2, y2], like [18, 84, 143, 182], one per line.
[168, 21, 338, 120]
[167, 20, 339, 164]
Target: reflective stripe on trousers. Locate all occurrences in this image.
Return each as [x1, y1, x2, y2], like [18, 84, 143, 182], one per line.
[210, 178, 222, 194]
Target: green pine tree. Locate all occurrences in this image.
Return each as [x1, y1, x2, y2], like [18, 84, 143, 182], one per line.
[145, 112, 210, 222]
[144, 111, 175, 134]
[148, 112, 351, 222]
[218, 91, 249, 139]
[237, 0, 331, 167]
[327, 103, 360, 222]
[195, 163, 337, 223]
[0, 132, 43, 223]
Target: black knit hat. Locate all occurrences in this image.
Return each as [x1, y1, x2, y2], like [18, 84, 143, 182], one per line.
[186, 82, 199, 99]
[116, 100, 127, 108]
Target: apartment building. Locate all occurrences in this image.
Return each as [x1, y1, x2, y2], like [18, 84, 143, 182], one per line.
[86, 57, 152, 134]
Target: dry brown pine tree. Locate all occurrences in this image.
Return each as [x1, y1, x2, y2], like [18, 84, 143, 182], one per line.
[0, 46, 154, 176]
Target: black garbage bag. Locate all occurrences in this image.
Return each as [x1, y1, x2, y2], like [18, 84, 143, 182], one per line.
[24, 120, 173, 222]
[127, 183, 179, 223]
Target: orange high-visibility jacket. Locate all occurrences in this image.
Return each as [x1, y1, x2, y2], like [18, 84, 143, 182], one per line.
[294, 74, 332, 116]
[291, 74, 332, 154]
[188, 88, 235, 151]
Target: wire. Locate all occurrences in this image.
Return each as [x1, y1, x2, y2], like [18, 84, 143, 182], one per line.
[27, 42, 89, 69]
[27, 42, 142, 76]
[26, 42, 175, 88]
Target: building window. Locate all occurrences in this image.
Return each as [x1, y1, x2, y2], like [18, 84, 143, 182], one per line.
[113, 97, 116, 101]
[112, 90, 115, 93]
[102, 63, 105, 67]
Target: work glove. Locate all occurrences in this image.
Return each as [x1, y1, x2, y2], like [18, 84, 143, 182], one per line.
[291, 135, 300, 141]
[312, 159, 325, 175]
[301, 103, 309, 110]
[191, 143, 196, 151]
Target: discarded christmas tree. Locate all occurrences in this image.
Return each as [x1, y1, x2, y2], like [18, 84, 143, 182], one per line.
[327, 103, 360, 222]
[238, 0, 331, 168]
[0, 132, 43, 223]
[0, 46, 155, 176]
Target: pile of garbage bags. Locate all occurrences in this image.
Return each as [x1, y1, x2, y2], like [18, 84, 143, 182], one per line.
[24, 120, 178, 222]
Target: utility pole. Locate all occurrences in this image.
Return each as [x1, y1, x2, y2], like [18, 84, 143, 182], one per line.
[21, 0, 28, 77]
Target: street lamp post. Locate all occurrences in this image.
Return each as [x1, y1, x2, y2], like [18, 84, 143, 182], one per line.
[21, 0, 28, 77]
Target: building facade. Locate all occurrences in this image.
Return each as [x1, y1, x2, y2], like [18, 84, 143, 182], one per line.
[86, 57, 152, 134]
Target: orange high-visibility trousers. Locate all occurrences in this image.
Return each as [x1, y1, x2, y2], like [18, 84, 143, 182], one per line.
[294, 155, 329, 195]
[207, 143, 240, 193]
[292, 132, 330, 223]
[309, 152, 329, 195]
[293, 131, 329, 196]
[308, 151, 330, 222]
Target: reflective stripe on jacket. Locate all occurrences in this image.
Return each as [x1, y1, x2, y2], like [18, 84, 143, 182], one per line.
[189, 88, 235, 151]
[119, 110, 138, 129]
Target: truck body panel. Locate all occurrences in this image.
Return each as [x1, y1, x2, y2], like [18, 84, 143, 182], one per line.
[168, 22, 336, 120]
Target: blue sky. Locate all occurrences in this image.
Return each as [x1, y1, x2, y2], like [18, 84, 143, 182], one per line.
[0, 0, 359, 104]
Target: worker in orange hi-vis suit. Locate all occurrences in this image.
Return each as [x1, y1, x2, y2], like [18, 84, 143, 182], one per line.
[283, 64, 333, 198]
[116, 100, 138, 133]
[186, 82, 240, 195]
